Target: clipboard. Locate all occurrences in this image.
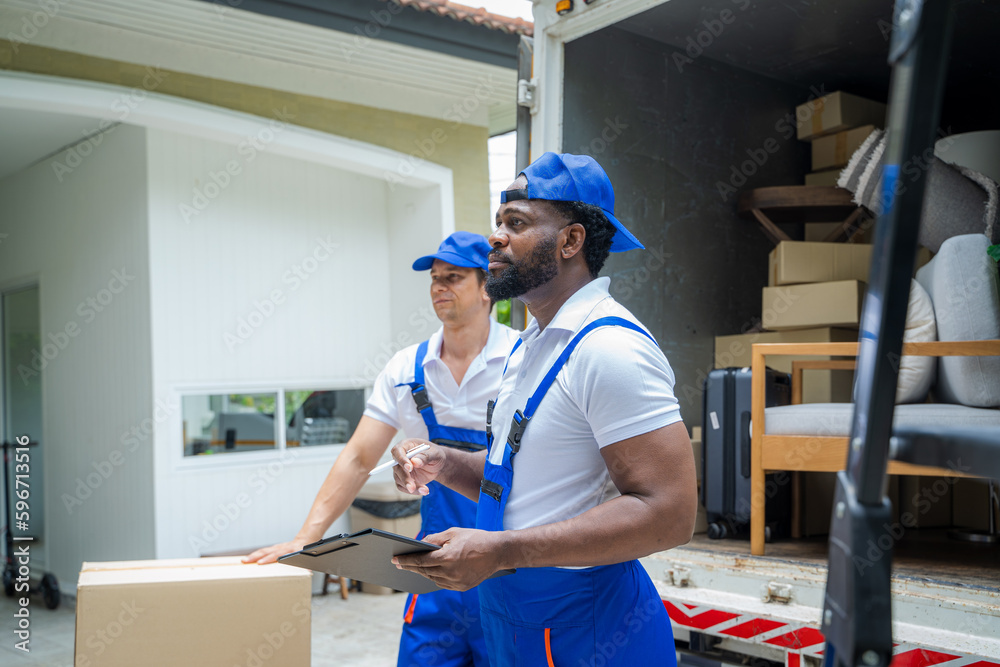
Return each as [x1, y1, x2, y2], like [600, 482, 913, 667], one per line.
[278, 528, 514, 594]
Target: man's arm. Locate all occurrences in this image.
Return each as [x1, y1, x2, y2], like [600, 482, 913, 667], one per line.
[392, 442, 487, 502]
[243, 416, 397, 564]
[502, 421, 696, 566]
[393, 422, 696, 588]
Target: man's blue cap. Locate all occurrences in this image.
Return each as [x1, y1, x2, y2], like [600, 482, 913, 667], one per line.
[500, 152, 644, 252]
[412, 231, 491, 271]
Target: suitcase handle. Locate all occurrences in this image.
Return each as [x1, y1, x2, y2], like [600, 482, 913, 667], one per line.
[740, 411, 751, 478]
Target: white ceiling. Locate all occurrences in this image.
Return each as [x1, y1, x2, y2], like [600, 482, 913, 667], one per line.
[0, 107, 105, 182]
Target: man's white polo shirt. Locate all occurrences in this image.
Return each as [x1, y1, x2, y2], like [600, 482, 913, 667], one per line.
[365, 318, 520, 439]
[488, 277, 683, 532]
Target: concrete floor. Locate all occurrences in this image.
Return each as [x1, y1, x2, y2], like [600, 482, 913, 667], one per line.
[0, 581, 406, 666]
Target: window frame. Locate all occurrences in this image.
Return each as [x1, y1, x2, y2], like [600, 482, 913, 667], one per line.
[172, 381, 371, 472]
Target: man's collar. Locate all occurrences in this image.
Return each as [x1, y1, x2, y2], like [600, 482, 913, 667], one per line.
[520, 277, 612, 340]
[423, 318, 510, 366]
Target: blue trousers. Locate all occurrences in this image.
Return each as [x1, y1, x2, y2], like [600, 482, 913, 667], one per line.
[477, 561, 675, 667]
[398, 587, 490, 667]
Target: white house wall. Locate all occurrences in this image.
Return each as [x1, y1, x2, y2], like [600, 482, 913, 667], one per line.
[0, 124, 155, 590]
[146, 126, 445, 558]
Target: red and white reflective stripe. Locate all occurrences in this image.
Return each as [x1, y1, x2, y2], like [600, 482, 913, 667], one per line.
[662, 599, 999, 666]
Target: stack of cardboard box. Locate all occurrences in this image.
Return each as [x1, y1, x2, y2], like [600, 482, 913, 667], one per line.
[714, 241, 874, 536]
[797, 91, 886, 187]
[714, 241, 871, 404]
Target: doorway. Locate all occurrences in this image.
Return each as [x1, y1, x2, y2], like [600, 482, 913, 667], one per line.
[2, 285, 46, 569]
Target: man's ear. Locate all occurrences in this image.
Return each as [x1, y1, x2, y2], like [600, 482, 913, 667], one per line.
[560, 223, 586, 260]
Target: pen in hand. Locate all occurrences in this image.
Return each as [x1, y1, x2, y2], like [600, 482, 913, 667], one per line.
[368, 444, 430, 477]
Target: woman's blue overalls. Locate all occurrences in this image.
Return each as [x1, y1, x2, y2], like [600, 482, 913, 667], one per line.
[476, 317, 676, 667]
[396, 340, 490, 667]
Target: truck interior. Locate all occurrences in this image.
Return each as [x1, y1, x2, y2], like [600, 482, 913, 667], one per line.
[552, 0, 999, 663]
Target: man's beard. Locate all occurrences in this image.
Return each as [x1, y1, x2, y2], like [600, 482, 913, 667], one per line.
[485, 234, 559, 301]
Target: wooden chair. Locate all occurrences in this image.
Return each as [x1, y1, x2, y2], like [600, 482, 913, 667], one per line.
[749, 340, 1000, 556]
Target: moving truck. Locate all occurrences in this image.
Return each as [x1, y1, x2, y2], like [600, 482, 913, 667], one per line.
[524, 0, 1000, 664]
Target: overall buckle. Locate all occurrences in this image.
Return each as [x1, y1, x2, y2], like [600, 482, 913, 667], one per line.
[480, 478, 504, 503]
[507, 409, 529, 453]
[411, 385, 432, 412]
[486, 399, 495, 437]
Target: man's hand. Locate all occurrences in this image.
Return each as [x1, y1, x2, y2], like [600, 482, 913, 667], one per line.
[391, 439, 445, 496]
[243, 537, 313, 565]
[392, 528, 506, 591]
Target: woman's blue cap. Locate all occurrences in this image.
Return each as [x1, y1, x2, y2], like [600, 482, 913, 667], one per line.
[412, 231, 491, 271]
[499, 152, 644, 252]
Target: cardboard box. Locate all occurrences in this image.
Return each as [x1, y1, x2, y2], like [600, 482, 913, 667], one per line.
[75, 557, 311, 667]
[811, 125, 875, 170]
[690, 427, 707, 533]
[762, 280, 865, 330]
[769, 241, 873, 286]
[797, 92, 886, 141]
[805, 170, 842, 187]
[714, 327, 858, 403]
[350, 479, 422, 594]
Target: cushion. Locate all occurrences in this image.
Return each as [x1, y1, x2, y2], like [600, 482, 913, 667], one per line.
[896, 279, 937, 403]
[765, 403, 1000, 437]
[915, 234, 1000, 407]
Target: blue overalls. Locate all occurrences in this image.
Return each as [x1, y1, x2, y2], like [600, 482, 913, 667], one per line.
[396, 340, 490, 667]
[476, 317, 676, 667]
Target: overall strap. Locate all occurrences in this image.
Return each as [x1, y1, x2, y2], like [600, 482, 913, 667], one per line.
[506, 316, 656, 452]
[396, 340, 438, 429]
[399, 340, 487, 451]
[487, 338, 524, 450]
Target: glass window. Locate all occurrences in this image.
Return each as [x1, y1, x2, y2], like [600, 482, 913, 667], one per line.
[183, 392, 278, 456]
[285, 389, 366, 447]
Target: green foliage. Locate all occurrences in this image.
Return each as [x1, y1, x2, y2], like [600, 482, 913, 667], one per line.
[989, 244, 1000, 263]
[229, 393, 275, 415]
[285, 390, 313, 417]
[495, 299, 511, 326]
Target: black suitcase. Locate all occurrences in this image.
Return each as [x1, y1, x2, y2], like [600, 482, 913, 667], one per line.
[701, 367, 792, 540]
